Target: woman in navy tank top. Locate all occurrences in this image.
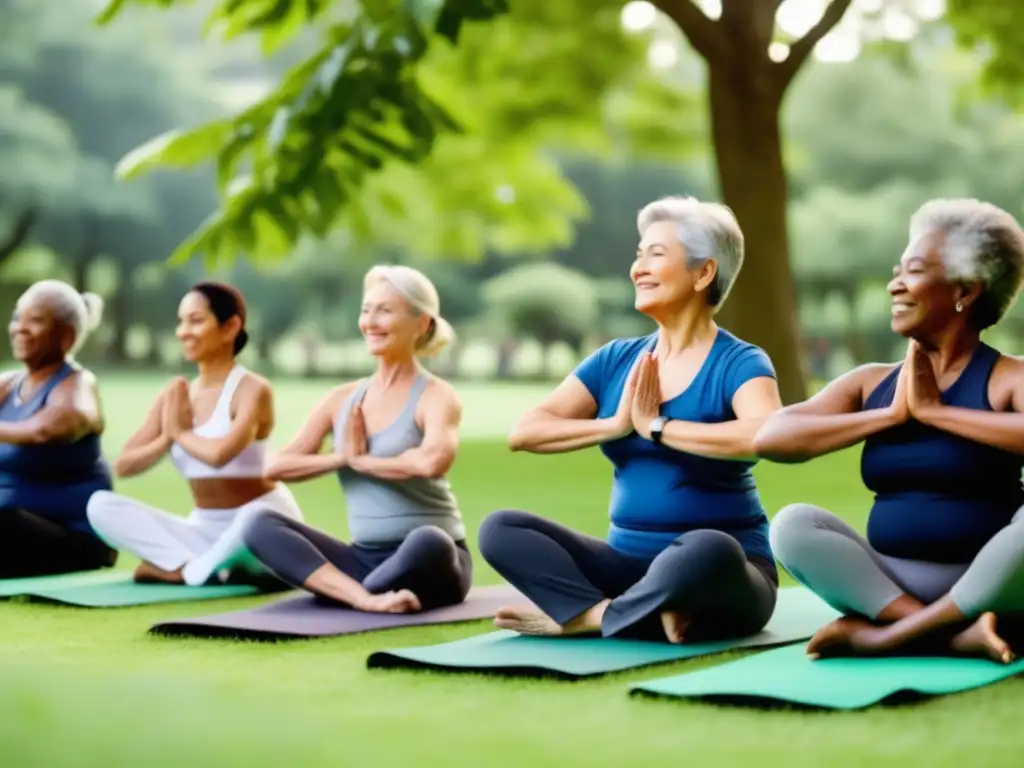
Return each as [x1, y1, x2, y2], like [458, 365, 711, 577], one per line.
[757, 198, 1024, 663]
[0, 279, 116, 577]
[477, 196, 784, 644]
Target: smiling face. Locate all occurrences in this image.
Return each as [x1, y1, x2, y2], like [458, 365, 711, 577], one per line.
[8, 294, 71, 367]
[888, 232, 968, 338]
[175, 291, 239, 363]
[358, 280, 429, 360]
[630, 220, 715, 318]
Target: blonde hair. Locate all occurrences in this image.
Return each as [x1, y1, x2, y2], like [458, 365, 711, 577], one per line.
[363, 265, 455, 357]
[20, 279, 104, 357]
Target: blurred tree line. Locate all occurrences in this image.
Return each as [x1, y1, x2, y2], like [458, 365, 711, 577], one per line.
[3, 1, 1024, 387]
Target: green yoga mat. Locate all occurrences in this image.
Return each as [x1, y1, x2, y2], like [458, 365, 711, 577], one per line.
[630, 642, 1024, 709]
[367, 586, 841, 679]
[0, 570, 124, 598]
[1, 572, 261, 607]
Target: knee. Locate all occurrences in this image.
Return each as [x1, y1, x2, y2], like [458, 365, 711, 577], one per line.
[477, 509, 532, 562]
[665, 530, 747, 584]
[768, 503, 822, 560]
[404, 525, 456, 563]
[240, 508, 286, 550]
[85, 490, 125, 531]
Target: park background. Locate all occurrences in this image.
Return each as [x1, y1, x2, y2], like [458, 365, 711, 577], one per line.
[1, 0, 1023, 766]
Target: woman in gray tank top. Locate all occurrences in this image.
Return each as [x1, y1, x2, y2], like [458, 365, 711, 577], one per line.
[242, 265, 471, 613]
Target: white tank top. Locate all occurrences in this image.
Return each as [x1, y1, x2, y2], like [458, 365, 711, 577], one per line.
[168, 365, 267, 479]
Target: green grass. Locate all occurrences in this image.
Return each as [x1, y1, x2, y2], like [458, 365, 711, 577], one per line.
[1, 375, 1021, 767]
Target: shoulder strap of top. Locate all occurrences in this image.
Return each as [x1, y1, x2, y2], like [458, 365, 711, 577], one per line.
[211, 365, 248, 420]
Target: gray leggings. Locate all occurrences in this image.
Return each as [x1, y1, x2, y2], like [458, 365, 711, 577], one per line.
[769, 503, 1024, 619]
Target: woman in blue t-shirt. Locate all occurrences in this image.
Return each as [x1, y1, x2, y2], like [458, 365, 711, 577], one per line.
[757, 198, 1024, 663]
[478, 196, 784, 643]
[0, 280, 116, 577]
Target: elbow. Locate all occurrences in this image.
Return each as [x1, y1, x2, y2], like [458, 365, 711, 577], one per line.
[416, 452, 454, 479]
[262, 457, 285, 482]
[751, 431, 807, 464]
[507, 413, 540, 452]
[112, 457, 136, 479]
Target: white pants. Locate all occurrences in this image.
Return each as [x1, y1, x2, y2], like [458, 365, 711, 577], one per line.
[86, 484, 304, 586]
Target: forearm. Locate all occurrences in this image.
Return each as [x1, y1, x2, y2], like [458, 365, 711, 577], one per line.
[114, 436, 172, 478]
[508, 414, 623, 454]
[0, 411, 90, 445]
[754, 408, 899, 463]
[172, 431, 241, 467]
[657, 418, 769, 461]
[265, 452, 345, 482]
[918, 406, 1024, 455]
[348, 449, 447, 481]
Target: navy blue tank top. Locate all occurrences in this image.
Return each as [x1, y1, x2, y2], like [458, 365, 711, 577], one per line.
[861, 342, 1024, 563]
[0, 363, 112, 533]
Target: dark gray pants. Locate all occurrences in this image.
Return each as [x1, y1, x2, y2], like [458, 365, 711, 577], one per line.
[478, 509, 778, 642]
[242, 511, 473, 611]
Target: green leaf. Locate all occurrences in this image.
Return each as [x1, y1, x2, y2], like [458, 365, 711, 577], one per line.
[116, 122, 234, 180]
[95, 0, 128, 26]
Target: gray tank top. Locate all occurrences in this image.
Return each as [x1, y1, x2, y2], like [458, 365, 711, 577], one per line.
[333, 374, 465, 547]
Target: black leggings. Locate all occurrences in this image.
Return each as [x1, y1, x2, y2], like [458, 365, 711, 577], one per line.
[242, 511, 473, 611]
[0, 507, 117, 579]
[478, 509, 778, 641]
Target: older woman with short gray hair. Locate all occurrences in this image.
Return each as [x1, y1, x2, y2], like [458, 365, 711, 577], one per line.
[756, 197, 1024, 662]
[477, 195, 784, 644]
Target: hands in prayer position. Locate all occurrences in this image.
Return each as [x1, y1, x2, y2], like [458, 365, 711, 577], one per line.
[161, 377, 193, 440]
[610, 351, 663, 442]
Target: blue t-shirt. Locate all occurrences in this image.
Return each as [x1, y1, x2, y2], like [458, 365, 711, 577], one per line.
[574, 328, 776, 563]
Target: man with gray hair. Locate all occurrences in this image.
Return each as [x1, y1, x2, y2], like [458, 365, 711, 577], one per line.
[758, 197, 1024, 663]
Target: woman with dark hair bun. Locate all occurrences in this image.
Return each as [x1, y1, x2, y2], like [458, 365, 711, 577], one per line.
[86, 282, 303, 586]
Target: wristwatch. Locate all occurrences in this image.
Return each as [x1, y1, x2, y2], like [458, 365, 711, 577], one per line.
[649, 416, 669, 445]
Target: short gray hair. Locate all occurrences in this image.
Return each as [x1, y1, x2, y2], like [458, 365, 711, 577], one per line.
[636, 196, 744, 309]
[909, 198, 1024, 329]
[363, 265, 455, 358]
[19, 280, 104, 357]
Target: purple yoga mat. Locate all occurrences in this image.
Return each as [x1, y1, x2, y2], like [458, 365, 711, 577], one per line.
[149, 585, 526, 640]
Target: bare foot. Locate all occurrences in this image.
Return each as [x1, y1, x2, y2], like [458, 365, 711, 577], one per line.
[951, 612, 1015, 663]
[133, 561, 185, 584]
[660, 610, 691, 644]
[494, 604, 564, 636]
[806, 616, 883, 658]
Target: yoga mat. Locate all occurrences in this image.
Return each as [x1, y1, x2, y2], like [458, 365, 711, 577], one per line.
[10, 575, 261, 607]
[366, 586, 842, 679]
[149, 585, 526, 639]
[0, 569, 124, 598]
[630, 642, 1024, 710]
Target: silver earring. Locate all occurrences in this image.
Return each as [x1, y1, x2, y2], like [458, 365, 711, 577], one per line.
[956, 301, 963, 313]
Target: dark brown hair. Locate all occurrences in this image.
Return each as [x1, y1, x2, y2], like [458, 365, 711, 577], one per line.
[189, 281, 248, 355]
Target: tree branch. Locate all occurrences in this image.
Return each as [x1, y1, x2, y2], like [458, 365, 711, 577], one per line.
[0, 207, 39, 268]
[776, 0, 854, 89]
[654, 0, 729, 64]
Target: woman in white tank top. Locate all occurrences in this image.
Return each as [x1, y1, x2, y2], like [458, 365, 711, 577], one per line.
[239, 265, 472, 614]
[86, 283, 302, 586]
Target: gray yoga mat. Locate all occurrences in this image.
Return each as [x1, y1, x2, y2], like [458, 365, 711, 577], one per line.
[149, 585, 524, 639]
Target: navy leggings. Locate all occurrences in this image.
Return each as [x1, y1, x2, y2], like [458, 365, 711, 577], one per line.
[0, 507, 117, 578]
[478, 509, 778, 641]
[243, 511, 473, 611]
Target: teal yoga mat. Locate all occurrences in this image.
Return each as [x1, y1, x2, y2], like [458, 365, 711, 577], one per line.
[367, 586, 841, 679]
[630, 642, 1024, 709]
[0, 569, 124, 598]
[1, 572, 261, 607]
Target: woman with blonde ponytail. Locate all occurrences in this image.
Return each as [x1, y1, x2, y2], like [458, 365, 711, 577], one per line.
[241, 264, 473, 614]
[0, 280, 117, 577]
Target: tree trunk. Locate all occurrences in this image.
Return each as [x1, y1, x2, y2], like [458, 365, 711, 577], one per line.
[706, 62, 807, 404]
[0, 208, 38, 268]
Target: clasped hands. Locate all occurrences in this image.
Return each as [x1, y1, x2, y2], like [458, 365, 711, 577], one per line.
[892, 339, 943, 424]
[613, 351, 663, 441]
[161, 377, 193, 441]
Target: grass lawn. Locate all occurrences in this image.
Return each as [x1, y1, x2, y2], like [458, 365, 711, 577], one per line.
[1, 374, 1021, 767]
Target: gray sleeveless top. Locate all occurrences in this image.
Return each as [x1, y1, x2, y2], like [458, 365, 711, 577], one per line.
[333, 375, 465, 547]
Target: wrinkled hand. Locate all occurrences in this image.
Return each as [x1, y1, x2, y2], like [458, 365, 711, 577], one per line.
[358, 589, 421, 614]
[631, 352, 662, 440]
[890, 348, 911, 425]
[907, 340, 941, 418]
[162, 377, 192, 439]
[345, 402, 368, 470]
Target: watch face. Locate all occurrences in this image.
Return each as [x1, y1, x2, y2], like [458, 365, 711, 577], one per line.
[651, 417, 665, 432]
